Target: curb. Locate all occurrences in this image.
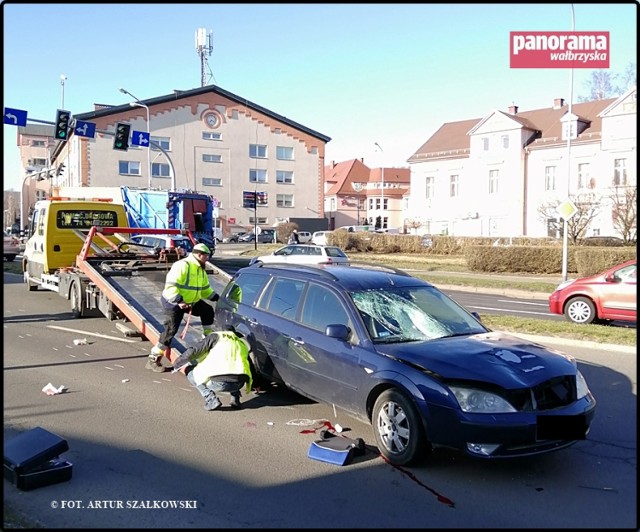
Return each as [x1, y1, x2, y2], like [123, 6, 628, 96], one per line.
[500, 331, 636, 354]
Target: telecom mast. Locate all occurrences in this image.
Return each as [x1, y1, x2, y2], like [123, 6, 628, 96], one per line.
[195, 28, 213, 87]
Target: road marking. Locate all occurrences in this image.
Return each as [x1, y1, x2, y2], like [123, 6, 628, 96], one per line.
[497, 299, 548, 307]
[470, 305, 552, 317]
[47, 325, 139, 343]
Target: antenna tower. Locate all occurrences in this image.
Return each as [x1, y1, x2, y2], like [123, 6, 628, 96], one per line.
[195, 28, 213, 87]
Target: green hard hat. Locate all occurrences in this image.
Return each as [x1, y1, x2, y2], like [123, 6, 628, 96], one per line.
[192, 243, 211, 254]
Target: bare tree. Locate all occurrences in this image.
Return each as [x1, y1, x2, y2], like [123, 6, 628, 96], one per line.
[610, 186, 637, 244]
[578, 63, 636, 101]
[405, 218, 423, 235]
[537, 192, 602, 244]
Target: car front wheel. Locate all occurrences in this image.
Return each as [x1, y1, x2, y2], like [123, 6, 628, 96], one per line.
[564, 296, 596, 324]
[372, 389, 427, 466]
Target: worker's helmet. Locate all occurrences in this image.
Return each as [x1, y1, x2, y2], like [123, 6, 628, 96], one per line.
[192, 243, 211, 255]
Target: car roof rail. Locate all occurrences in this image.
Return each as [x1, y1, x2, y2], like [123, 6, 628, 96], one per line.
[347, 261, 412, 277]
[252, 262, 340, 280]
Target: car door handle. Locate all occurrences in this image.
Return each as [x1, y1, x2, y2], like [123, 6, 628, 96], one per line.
[290, 337, 305, 345]
[247, 318, 258, 325]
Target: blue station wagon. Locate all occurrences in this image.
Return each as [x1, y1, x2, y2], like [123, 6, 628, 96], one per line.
[214, 263, 596, 466]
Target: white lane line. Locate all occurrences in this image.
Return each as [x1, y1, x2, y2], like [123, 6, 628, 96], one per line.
[497, 299, 548, 307]
[470, 305, 552, 316]
[47, 325, 139, 343]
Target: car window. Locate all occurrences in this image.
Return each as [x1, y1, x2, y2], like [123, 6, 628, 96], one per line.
[266, 278, 305, 319]
[326, 247, 347, 258]
[301, 284, 351, 333]
[274, 246, 294, 257]
[615, 263, 636, 282]
[226, 272, 268, 307]
[309, 247, 321, 256]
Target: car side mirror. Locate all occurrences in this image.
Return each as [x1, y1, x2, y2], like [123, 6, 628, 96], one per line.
[471, 311, 482, 322]
[325, 324, 350, 340]
[605, 273, 619, 283]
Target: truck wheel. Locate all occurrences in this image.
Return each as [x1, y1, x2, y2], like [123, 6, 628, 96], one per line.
[24, 268, 38, 292]
[70, 281, 85, 319]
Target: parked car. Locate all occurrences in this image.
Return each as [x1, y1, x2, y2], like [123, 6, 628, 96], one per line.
[240, 229, 278, 244]
[548, 259, 636, 324]
[223, 231, 248, 243]
[249, 244, 349, 266]
[421, 234, 433, 248]
[310, 231, 332, 246]
[215, 262, 597, 466]
[4, 230, 21, 262]
[125, 234, 199, 257]
[296, 231, 312, 243]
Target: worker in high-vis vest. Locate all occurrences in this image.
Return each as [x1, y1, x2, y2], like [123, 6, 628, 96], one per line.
[147, 243, 218, 373]
[173, 330, 253, 411]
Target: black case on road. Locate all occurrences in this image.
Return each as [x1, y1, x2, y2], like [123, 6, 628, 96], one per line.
[3, 427, 73, 491]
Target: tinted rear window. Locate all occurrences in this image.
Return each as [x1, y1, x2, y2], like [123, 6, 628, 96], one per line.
[326, 247, 347, 258]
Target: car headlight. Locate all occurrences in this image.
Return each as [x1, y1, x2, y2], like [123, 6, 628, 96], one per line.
[576, 370, 590, 400]
[450, 386, 517, 413]
[555, 279, 575, 291]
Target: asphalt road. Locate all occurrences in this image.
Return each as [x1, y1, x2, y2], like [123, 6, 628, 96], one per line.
[3, 271, 637, 528]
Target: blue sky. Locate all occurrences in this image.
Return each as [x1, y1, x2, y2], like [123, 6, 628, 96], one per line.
[3, 2, 637, 191]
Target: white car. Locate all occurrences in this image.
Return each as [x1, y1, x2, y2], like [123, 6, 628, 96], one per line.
[310, 231, 331, 246]
[296, 231, 312, 243]
[249, 244, 349, 266]
[126, 234, 197, 256]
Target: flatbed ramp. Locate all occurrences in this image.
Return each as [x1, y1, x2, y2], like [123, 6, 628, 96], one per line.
[75, 226, 231, 359]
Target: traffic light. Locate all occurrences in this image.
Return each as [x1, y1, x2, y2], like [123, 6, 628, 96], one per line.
[54, 110, 71, 141]
[113, 123, 131, 151]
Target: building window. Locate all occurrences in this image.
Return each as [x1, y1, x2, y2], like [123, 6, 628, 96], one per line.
[276, 194, 294, 207]
[150, 136, 170, 151]
[276, 170, 293, 184]
[249, 144, 267, 158]
[202, 131, 222, 141]
[502, 135, 509, 149]
[249, 169, 267, 183]
[449, 175, 459, 197]
[546, 218, 558, 238]
[152, 162, 171, 178]
[276, 146, 294, 160]
[425, 177, 434, 199]
[31, 158, 47, 166]
[119, 161, 141, 176]
[482, 138, 489, 151]
[249, 217, 268, 225]
[203, 154, 222, 163]
[202, 177, 222, 187]
[545, 166, 556, 191]
[613, 158, 627, 186]
[489, 169, 499, 194]
[32, 140, 46, 147]
[577, 163, 589, 189]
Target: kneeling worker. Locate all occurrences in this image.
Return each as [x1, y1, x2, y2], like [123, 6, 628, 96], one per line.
[173, 330, 253, 411]
[147, 242, 218, 372]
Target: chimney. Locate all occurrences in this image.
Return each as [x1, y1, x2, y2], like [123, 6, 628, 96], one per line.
[553, 98, 565, 109]
[330, 160, 336, 168]
[508, 104, 518, 114]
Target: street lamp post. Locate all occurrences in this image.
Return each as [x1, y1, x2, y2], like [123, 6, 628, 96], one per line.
[561, 4, 576, 283]
[374, 142, 385, 229]
[60, 75, 67, 108]
[119, 88, 152, 189]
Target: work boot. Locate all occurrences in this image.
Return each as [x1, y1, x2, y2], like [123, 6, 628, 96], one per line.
[145, 355, 167, 373]
[204, 395, 222, 411]
[229, 392, 242, 409]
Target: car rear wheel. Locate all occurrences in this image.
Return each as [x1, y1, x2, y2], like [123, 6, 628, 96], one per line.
[564, 296, 596, 324]
[372, 389, 427, 466]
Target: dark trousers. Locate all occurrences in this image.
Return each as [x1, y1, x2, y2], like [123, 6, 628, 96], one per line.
[158, 299, 214, 347]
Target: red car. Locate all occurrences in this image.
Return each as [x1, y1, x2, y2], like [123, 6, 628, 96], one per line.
[549, 259, 637, 324]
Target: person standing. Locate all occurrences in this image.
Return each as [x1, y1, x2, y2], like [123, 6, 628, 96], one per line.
[173, 330, 253, 410]
[288, 230, 300, 244]
[147, 243, 218, 372]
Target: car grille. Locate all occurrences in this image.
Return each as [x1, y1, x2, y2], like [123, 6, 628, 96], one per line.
[506, 375, 576, 411]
